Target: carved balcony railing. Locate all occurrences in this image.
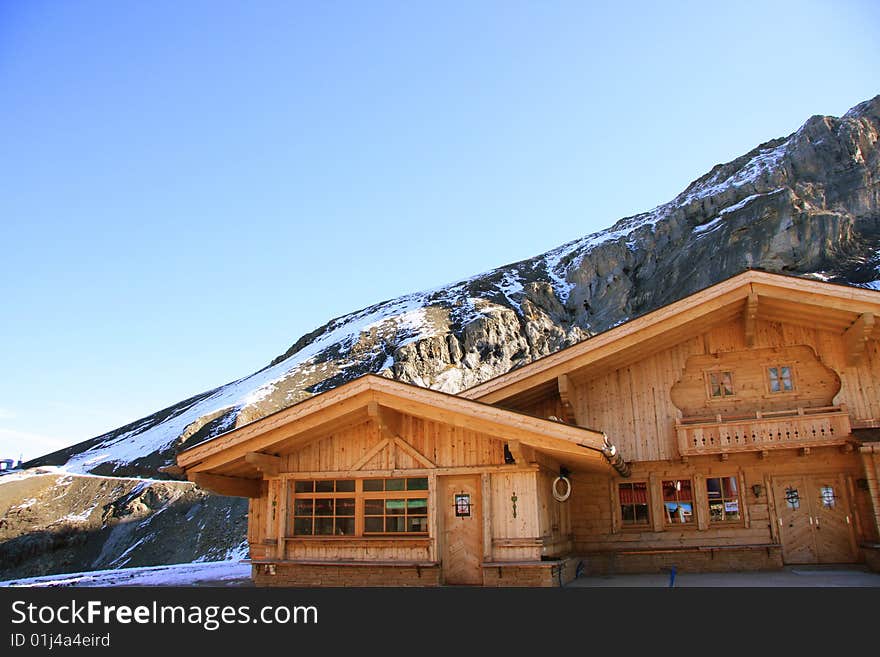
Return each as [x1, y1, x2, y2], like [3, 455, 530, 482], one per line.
[676, 406, 852, 456]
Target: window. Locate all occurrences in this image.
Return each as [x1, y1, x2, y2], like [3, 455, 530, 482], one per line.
[768, 365, 794, 393]
[618, 482, 650, 527]
[706, 476, 741, 523]
[290, 477, 428, 537]
[706, 371, 735, 398]
[363, 477, 428, 535]
[662, 479, 695, 525]
[292, 479, 356, 536]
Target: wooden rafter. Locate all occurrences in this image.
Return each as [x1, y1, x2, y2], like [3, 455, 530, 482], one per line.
[844, 312, 875, 366]
[392, 436, 436, 468]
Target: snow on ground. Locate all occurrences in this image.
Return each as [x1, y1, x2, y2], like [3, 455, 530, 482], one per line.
[0, 560, 251, 588]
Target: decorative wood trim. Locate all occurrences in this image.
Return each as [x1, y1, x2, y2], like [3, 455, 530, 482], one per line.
[350, 438, 391, 471]
[392, 436, 436, 468]
[744, 289, 759, 347]
[739, 468, 751, 529]
[276, 478, 288, 558]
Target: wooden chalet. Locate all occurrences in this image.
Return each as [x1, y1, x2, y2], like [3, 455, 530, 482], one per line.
[177, 270, 880, 585]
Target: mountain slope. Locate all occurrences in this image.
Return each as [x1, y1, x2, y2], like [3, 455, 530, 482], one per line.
[26, 94, 880, 479]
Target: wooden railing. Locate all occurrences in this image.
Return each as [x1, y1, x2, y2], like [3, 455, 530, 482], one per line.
[676, 406, 851, 456]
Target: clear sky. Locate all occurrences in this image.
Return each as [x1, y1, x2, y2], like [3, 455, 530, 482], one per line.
[1, 1, 878, 462]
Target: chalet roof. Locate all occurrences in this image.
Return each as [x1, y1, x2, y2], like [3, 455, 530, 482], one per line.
[176, 374, 615, 479]
[461, 270, 880, 406]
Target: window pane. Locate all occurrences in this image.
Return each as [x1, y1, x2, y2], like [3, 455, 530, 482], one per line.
[724, 500, 741, 520]
[722, 476, 738, 497]
[385, 499, 406, 515]
[769, 367, 778, 381]
[336, 498, 355, 516]
[335, 480, 355, 492]
[364, 517, 384, 533]
[335, 517, 355, 536]
[386, 478, 405, 491]
[315, 480, 334, 493]
[294, 499, 314, 516]
[709, 502, 724, 522]
[315, 518, 335, 535]
[407, 477, 428, 491]
[363, 479, 384, 492]
[293, 518, 313, 535]
[294, 481, 314, 493]
[679, 480, 693, 501]
[820, 486, 835, 508]
[364, 499, 384, 515]
[634, 504, 649, 525]
[408, 517, 427, 533]
[770, 379, 780, 392]
[314, 499, 334, 516]
[407, 498, 428, 513]
[385, 517, 406, 533]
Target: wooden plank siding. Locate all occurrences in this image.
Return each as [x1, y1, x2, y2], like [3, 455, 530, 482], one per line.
[570, 448, 869, 553]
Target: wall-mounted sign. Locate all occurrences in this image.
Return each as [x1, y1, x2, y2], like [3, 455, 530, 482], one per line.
[455, 493, 471, 517]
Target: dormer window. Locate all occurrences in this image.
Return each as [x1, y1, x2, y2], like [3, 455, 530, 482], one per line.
[768, 365, 794, 393]
[706, 371, 735, 399]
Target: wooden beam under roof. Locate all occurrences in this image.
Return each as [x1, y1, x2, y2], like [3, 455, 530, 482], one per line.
[557, 374, 577, 424]
[191, 473, 261, 498]
[844, 312, 875, 366]
[244, 452, 281, 476]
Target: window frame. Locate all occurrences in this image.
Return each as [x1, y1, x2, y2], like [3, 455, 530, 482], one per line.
[289, 477, 429, 538]
[704, 369, 737, 401]
[705, 474, 744, 525]
[617, 480, 652, 529]
[661, 478, 697, 527]
[766, 363, 796, 395]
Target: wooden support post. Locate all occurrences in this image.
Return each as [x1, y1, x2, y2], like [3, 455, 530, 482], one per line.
[276, 478, 288, 558]
[557, 374, 578, 425]
[744, 290, 758, 347]
[191, 473, 261, 498]
[844, 312, 875, 366]
[481, 473, 492, 563]
[245, 452, 281, 476]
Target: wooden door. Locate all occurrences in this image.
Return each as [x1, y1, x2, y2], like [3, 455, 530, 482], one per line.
[772, 475, 856, 565]
[809, 475, 856, 564]
[773, 476, 817, 564]
[440, 475, 483, 585]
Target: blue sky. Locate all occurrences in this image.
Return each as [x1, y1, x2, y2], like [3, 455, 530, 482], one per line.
[1, 1, 878, 461]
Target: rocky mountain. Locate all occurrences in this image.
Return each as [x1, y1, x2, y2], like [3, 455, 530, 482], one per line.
[7, 93, 879, 580]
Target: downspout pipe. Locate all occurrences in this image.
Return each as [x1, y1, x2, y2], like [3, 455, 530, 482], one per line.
[601, 434, 631, 478]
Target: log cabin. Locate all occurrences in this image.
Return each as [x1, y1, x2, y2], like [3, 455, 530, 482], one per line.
[176, 270, 880, 585]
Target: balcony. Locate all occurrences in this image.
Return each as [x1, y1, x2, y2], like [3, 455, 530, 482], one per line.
[676, 405, 852, 456]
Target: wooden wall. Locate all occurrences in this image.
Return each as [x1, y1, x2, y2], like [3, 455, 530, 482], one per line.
[284, 417, 505, 472]
[569, 448, 869, 553]
[566, 320, 880, 462]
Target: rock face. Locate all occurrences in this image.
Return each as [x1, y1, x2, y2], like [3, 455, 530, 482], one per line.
[0, 469, 247, 580]
[8, 94, 879, 579]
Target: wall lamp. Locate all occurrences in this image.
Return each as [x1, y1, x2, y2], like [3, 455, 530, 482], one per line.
[751, 484, 764, 498]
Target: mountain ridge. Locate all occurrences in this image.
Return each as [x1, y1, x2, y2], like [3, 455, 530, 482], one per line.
[24, 93, 880, 479]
